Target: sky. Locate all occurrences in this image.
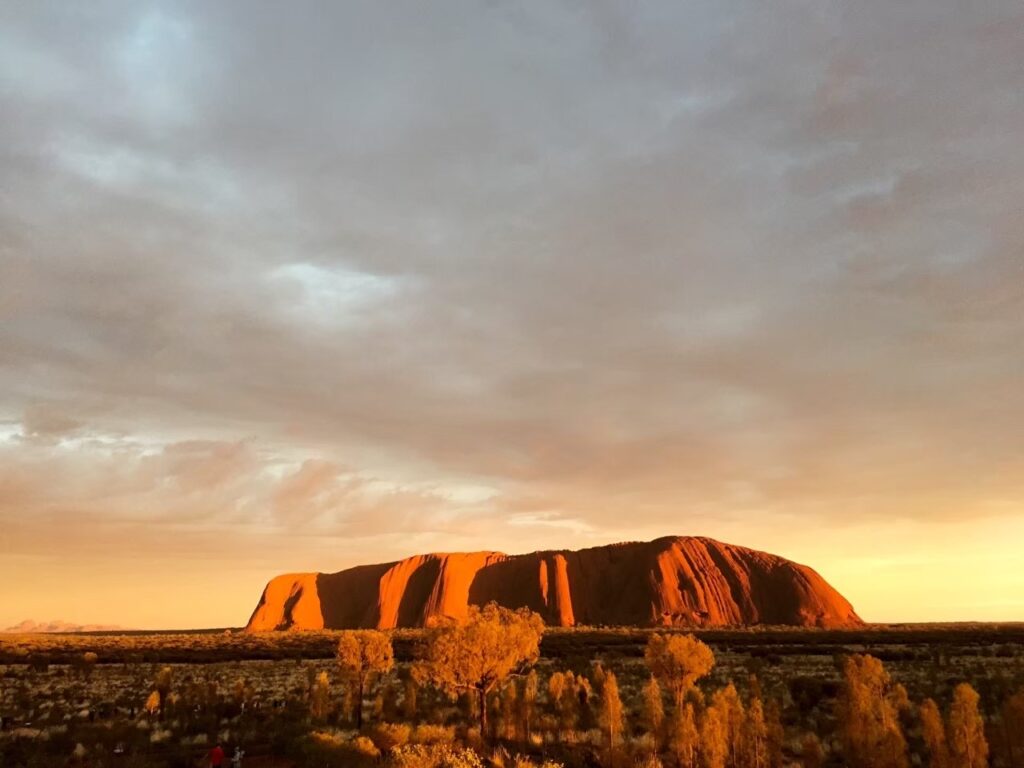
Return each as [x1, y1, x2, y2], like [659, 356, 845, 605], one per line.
[1, 1, 1022, 629]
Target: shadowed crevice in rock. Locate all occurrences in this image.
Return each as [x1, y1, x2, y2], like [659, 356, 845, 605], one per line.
[317, 563, 393, 629]
[468, 557, 546, 616]
[396, 558, 442, 627]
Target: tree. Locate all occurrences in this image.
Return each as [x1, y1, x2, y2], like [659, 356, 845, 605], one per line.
[700, 701, 728, 768]
[710, 683, 745, 767]
[412, 603, 543, 737]
[836, 654, 908, 768]
[499, 679, 519, 741]
[232, 677, 255, 711]
[548, 670, 579, 736]
[947, 683, 988, 768]
[920, 698, 950, 768]
[998, 689, 1024, 768]
[645, 634, 715, 711]
[599, 671, 625, 768]
[81, 652, 98, 679]
[642, 675, 665, 745]
[310, 671, 332, 721]
[669, 701, 701, 768]
[402, 672, 419, 721]
[545, 670, 593, 730]
[155, 667, 172, 701]
[743, 695, 768, 768]
[521, 669, 539, 743]
[337, 630, 394, 729]
[765, 698, 785, 768]
[144, 690, 161, 717]
[576, 673, 595, 730]
[800, 733, 825, 768]
[146, 666, 173, 719]
[378, 679, 399, 720]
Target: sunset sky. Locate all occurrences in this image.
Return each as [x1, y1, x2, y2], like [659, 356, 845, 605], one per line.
[1, 2, 1022, 629]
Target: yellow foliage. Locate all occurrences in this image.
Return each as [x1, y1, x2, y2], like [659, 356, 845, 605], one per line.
[742, 695, 768, 768]
[837, 654, 908, 768]
[310, 670, 332, 721]
[668, 701, 700, 768]
[644, 634, 715, 710]
[920, 698, 949, 768]
[410, 724, 457, 744]
[413, 603, 543, 736]
[371, 722, 412, 751]
[144, 690, 161, 716]
[388, 743, 485, 768]
[946, 683, 988, 768]
[710, 683, 744, 766]
[598, 670, 625, 767]
[337, 630, 394, 728]
[700, 701, 728, 768]
[641, 675, 665, 743]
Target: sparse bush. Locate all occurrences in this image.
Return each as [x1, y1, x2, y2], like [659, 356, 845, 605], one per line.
[388, 743, 485, 768]
[372, 721, 412, 751]
[302, 730, 380, 768]
[410, 723, 457, 744]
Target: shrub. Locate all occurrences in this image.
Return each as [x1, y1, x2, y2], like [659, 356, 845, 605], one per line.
[302, 730, 380, 768]
[410, 724, 457, 744]
[371, 721, 412, 751]
[388, 743, 485, 768]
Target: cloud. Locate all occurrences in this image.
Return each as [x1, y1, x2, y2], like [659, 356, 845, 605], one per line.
[20, 403, 83, 439]
[0, 0, 1022, 624]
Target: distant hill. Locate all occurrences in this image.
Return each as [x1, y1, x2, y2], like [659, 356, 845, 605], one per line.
[247, 535, 862, 631]
[3, 619, 128, 634]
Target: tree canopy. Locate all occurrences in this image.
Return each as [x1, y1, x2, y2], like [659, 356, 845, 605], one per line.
[336, 630, 394, 728]
[644, 633, 715, 710]
[413, 603, 544, 735]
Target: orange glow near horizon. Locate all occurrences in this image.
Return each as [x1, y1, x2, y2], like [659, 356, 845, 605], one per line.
[2, 512, 1022, 629]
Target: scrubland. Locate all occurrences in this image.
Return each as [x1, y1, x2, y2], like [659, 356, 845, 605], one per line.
[2, 615, 1023, 768]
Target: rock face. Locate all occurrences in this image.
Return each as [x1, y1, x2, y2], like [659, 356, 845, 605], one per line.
[246, 536, 861, 631]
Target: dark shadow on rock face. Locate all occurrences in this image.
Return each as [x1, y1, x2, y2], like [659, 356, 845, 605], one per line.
[317, 563, 392, 629]
[562, 539, 665, 626]
[396, 558, 441, 627]
[468, 557, 547, 615]
[280, 588, 306, 631]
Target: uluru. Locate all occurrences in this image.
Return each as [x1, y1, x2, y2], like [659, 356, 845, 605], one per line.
[247, 536, 861, 631]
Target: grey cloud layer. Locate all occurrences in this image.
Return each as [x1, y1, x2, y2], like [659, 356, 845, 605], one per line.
[2, 1, 1022, 552]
